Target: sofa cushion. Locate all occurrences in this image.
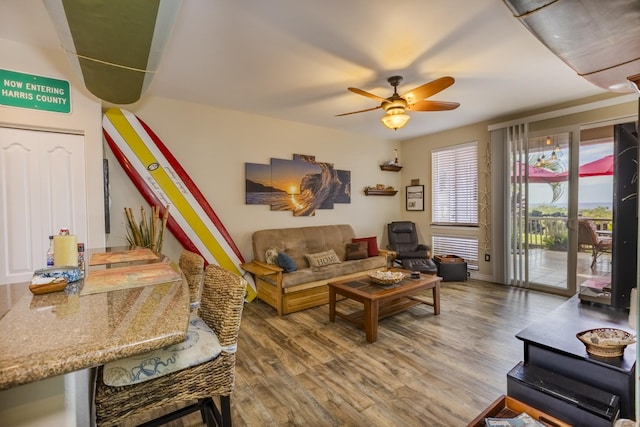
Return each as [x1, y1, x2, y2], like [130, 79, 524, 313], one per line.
[252, 225, 358, 269]
[260, 255, 387, 289]
[277, 252, 297, 272]
[353, 236, 379, 257]
[345, 242, 368, 260]
[305, 249, 341, 268]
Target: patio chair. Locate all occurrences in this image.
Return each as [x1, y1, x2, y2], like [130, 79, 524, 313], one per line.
[578, 219, 612, 269]
[387, 221, 437, 274]
[94, 264, 246, 427]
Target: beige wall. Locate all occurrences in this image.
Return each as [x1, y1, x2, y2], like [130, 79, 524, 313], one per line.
[104, 96, 405, 263]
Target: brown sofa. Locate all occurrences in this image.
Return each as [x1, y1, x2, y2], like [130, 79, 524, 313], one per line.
[241, 224, 387, 315]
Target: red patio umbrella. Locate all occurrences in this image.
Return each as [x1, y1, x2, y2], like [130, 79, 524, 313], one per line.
[512, 155, 613, 183]
[579, 154, 614, 177]
[513, 162, 566, 183]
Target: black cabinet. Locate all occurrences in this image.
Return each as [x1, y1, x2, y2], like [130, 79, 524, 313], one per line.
[511, 296, 635, 419]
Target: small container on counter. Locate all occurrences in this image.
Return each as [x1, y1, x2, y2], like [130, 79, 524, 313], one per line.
[53, 228, 78, 267]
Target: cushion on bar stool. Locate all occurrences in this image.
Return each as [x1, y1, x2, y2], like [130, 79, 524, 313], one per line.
[102, 314, 223, 387]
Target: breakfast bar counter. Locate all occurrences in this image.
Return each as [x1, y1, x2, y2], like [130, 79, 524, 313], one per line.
[0, 250, 190, 391]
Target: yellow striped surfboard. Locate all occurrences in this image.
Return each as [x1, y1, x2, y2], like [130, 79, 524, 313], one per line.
[103, 108, 256, 301]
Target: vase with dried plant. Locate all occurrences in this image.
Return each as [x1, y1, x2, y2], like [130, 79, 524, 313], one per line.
[124, 205, 170, 254]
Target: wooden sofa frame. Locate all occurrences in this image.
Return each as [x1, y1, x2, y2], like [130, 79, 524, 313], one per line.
[241, 255, 389, 316]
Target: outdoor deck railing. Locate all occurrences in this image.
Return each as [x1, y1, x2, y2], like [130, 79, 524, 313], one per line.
[526, 216, 612, 248]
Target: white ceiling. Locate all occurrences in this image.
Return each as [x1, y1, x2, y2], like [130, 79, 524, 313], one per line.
[1, 0, 610, 140]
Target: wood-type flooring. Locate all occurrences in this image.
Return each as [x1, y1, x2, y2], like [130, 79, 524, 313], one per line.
[121, 279, 567, 427]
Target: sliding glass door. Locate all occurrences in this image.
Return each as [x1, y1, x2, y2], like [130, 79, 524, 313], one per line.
[495, 111, 635, 297]
[508, 127, 573, 293]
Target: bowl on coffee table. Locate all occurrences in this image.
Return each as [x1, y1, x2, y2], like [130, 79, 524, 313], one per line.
[368, 270, 405, 285]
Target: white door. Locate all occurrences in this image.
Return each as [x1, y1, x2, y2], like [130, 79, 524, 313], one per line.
[0, 127, 87, 284]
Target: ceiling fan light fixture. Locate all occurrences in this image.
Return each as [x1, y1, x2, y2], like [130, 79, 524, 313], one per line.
[381, 107, 410, 130]
[338, 75, 458, 129]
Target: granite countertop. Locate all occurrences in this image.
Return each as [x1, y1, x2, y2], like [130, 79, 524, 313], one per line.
[0, 254, 190, 391]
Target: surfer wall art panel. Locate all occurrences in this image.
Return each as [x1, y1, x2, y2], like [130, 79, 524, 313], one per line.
[245, 154, 351, 216]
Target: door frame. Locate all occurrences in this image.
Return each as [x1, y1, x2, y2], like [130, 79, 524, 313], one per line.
[526, 125, 579, 296]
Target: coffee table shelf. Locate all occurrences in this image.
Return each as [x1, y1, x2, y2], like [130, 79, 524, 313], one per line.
[335, 297, 430, 325]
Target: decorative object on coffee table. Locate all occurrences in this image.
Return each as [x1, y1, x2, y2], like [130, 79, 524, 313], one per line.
[368, 270, 405, 285]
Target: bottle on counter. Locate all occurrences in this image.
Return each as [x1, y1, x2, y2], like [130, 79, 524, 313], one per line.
[78, 243, 85, 275]
[46, 235, 54, 267]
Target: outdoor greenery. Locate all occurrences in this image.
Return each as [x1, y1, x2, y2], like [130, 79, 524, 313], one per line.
[580, 206, 613, 219]
[543, 232, 568, 250]
[529, 204, 612, 219]
[528, 204, 611, 250]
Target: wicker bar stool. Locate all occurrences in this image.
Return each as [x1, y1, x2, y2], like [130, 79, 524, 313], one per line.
[179, 250, 205, 312]
[94, 264, 246, 427]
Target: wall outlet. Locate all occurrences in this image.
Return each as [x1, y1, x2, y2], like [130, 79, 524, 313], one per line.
[484, 254, 490, 262]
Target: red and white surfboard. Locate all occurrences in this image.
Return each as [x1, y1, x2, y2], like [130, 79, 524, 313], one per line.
[103, 108, 256, 301]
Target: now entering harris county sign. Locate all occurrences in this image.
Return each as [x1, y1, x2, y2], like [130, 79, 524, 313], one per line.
[0, 69, 71, 114]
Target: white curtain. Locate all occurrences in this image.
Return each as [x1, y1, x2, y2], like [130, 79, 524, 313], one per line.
[490, 123, 529, 287]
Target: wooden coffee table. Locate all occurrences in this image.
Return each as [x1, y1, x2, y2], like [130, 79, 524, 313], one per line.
[328, 270, 441, 343]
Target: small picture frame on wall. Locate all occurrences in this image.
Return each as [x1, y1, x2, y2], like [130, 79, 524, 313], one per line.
[406, 185, 424, 211]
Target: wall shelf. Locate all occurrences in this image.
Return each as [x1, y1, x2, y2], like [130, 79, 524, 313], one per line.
[380, 164, 402, 172]
[364, 189, 397, 196]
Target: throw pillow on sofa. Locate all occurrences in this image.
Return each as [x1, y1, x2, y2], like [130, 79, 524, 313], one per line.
[352, 236, 379, 257]
[305, 249, 341, 267]
[265, 247, 279, 265]
[277, 252, 297, 272]
[345, 241, 368, 260]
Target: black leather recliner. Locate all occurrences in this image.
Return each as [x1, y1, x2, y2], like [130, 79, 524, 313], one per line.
[387, 221, 437, 274]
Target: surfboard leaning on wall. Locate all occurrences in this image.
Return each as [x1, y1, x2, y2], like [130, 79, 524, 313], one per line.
[103, 108, 257, 301]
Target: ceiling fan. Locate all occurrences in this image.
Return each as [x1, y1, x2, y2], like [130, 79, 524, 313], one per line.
[337, 76, 460, 130]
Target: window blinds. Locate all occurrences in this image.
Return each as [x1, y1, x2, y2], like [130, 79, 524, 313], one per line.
[432, 142, 478, 225]
[432, 235, 479, 269]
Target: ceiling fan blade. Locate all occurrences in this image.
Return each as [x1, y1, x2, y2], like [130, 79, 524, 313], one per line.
[401, 76, 455, 105]
[408, 100, 460, 111]
[348, 87, 387, 103]
[336, 105, 382, 116]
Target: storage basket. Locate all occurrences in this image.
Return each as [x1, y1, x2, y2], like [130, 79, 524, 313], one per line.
[576, 328, 635, 358]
